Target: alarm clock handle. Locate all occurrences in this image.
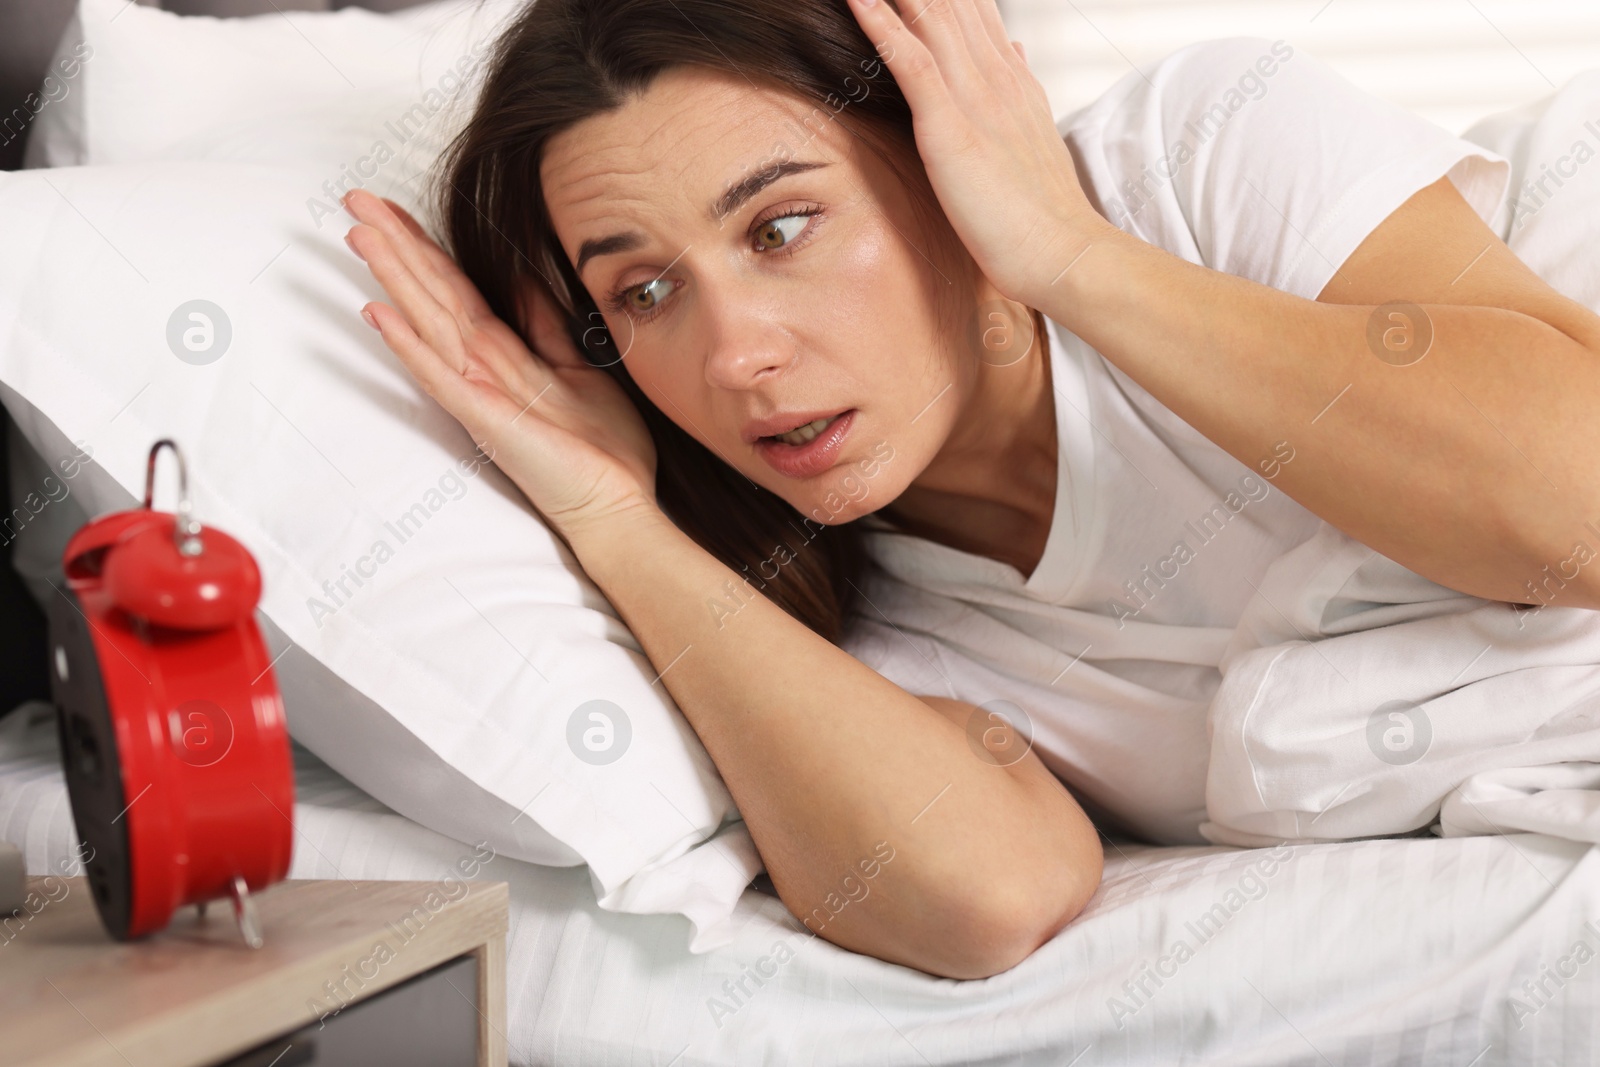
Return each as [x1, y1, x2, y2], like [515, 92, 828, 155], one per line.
[144, 439, 203, 557]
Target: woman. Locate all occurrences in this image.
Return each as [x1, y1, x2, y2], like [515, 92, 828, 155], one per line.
[341, 0, 1600, 979]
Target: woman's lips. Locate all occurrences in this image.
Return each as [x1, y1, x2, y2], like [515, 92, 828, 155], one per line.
[754, 409, 856, 480]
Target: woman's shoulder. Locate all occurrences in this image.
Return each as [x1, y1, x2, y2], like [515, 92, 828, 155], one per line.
[1054, 37, 1509, 298]
[1055, 36, 1333, 148]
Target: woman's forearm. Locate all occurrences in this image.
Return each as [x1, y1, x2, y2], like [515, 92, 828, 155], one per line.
[1032, 211, 1600, 611]
[561, 502, 1101, 978]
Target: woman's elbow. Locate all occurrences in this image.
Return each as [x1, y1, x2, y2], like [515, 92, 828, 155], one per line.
[939, 862, 1104, 980]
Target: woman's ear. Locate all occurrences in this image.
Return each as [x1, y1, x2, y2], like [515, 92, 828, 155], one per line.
[515, 272, 594, 371]
[534, 246, 578, 318]
[510, 271, 542, 337]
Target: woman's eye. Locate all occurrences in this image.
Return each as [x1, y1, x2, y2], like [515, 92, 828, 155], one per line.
[624, 277, 677, 314]
[755, 213, 810, 251]
[610, 209, 819, 320]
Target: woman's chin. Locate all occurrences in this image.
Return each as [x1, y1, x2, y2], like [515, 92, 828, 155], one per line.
[793, 496, 874, 527]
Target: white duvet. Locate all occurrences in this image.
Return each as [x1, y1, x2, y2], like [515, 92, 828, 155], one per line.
[1203, 521, 1600, 848]
[5, 704, 1599, 1065]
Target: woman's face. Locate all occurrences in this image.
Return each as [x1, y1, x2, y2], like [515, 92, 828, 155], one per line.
[541, 65, 977, 526]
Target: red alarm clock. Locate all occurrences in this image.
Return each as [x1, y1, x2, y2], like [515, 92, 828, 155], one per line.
[47, 439, 292, 947]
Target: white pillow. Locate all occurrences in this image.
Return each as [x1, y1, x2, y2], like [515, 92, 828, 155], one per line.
[0, 160, 761, 951]
[25, 0, 520, 217]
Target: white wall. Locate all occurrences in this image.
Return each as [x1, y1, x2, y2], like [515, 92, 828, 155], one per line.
[996, 0, 1600, 134]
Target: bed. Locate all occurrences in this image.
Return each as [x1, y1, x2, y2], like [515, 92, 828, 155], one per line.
[6, 699, 1600, 1064]
[5, 1, 1600, 1064]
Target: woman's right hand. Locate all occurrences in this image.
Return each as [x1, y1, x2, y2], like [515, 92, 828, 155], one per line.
[343, 188, 659, 539]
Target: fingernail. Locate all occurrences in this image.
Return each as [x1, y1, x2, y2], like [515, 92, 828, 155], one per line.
[345, 230, 366, 260]
[361, 307, 379, 331]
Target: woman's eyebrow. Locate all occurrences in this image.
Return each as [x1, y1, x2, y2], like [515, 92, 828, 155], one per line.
[575, 232, 645, 281]
[574, 159, 831, 281]
[711, 158, 831, 222]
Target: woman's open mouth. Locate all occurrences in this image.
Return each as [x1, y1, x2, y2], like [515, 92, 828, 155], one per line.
[755, 409, 856, 479]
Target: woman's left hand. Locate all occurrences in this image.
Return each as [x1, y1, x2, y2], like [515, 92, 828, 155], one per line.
[843, 0, 1110, 308]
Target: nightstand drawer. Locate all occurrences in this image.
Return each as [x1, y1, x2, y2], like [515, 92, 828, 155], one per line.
[215, 954, 480, 1067]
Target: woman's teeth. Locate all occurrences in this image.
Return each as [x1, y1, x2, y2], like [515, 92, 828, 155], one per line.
[772, 414, 839, 446]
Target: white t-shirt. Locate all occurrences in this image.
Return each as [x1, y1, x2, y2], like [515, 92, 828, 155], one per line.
[839, 37, 1511, 846]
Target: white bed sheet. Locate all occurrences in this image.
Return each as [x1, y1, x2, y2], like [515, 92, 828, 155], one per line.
[4, 700, 1598, 1066]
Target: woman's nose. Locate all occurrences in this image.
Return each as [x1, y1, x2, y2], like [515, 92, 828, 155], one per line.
[699, 293, 797, 391]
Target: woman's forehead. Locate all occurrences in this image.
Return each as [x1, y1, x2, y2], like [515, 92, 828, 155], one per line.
[541, 67, 859, 218]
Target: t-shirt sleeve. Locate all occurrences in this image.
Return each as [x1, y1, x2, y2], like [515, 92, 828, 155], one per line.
[1061, 36, 1511, 299]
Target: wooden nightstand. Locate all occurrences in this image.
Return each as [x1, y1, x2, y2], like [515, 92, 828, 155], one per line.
[2, 877, 510, 1067]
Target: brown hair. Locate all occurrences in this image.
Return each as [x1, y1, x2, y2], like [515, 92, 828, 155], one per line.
[433, 0, 970, 643]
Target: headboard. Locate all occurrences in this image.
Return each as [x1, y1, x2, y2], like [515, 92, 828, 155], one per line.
[0, 0, 436, 172]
